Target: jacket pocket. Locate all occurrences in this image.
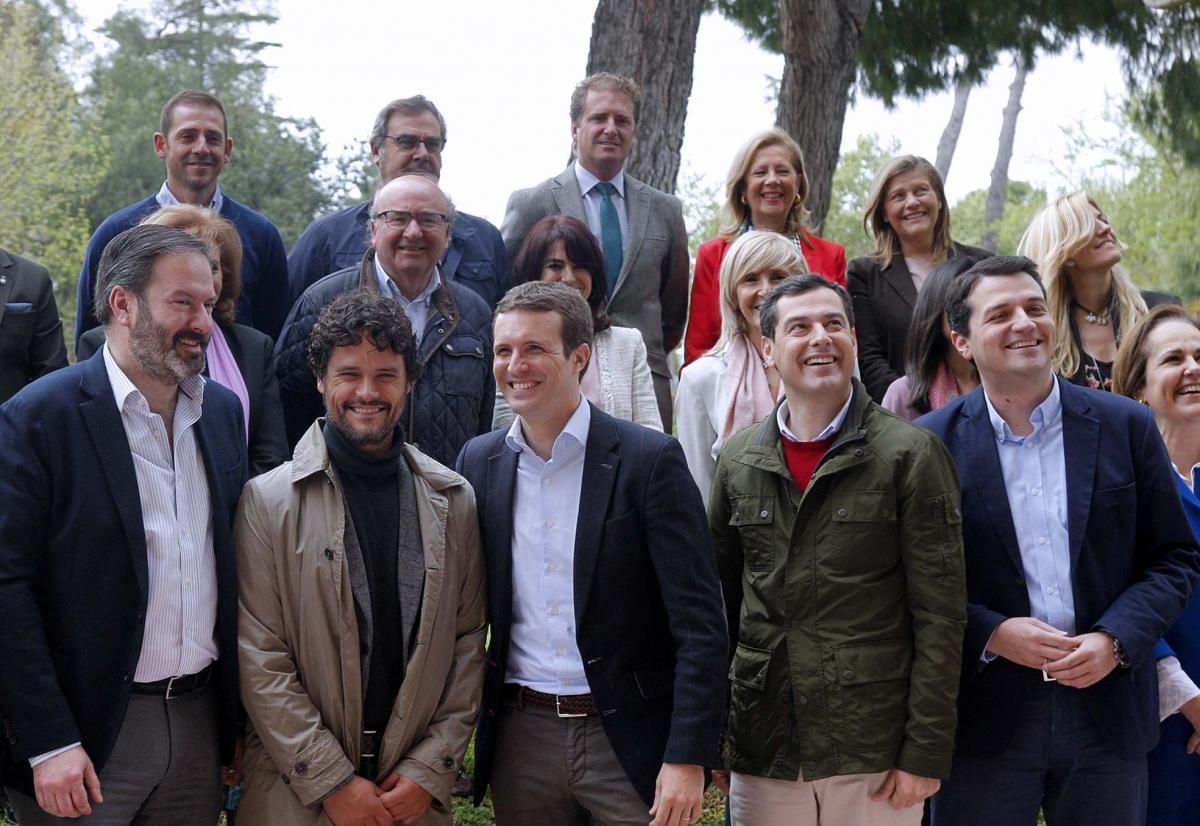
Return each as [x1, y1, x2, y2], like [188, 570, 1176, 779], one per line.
[727, 642, 785, 771]
[441, 335, 488, 398]
[831, 639, 911, 753]
[729, 494, 776, 573]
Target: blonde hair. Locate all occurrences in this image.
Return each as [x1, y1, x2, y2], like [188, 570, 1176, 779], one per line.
[717, 128, 811, 239]
[140, 204, 243, 325]
[1018, 191, 1147, 379]
[711, 231, 809, 355]
[862, 155, 952, 268]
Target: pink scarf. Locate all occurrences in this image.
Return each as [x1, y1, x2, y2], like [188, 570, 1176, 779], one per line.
[928, 362, 963, 411]
[720, 335, 781, 446]
[206, 324, 250, 444]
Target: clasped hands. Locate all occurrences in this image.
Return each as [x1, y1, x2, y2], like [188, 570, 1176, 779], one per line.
[986, 617, 1119, 688]
[322, 773, 432, 826]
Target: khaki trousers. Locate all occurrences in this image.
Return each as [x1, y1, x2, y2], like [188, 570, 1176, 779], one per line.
[730, 769, 923, 826]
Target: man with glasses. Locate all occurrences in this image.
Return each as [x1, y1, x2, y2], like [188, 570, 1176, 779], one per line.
[287, 95, 511, 309]
[274, 174, 494, 465]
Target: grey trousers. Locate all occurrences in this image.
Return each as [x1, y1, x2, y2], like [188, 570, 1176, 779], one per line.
[8, 683, 221, 825]
[490, 696, 649, 826]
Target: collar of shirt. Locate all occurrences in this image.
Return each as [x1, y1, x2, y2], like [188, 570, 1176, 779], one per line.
[102, 341, 205, 420]
[505, 394, 591, 460]
[374, 257, 442, 307]
[777, 391, 853, 444]
[155, 180, 224, 213]
[984, 377, 1062, 444]
[574, 160, 626, 200]
[1173, 461, 1200, 493]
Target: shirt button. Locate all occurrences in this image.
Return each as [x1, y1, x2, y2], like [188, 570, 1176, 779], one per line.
[837, 508, 848, 518]
[548, 563, 557, 573]
[556, 648, 565, 656]
[550, 607, 560, 616]
[1031, 487, 1041, 496]
[544, 520, 554, 528]
[1046, 586, 1056, 595]
[544, 478, 552, 486]
[1025, 441, 1036, 449]
[1039, 537, 1048, 545]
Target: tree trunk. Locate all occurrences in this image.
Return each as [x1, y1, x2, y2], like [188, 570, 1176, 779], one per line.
[980, 59, 1029, 252]
[775, 0, 871, 232]
[935, 76, 972, 183]
[582, 0, 705, 195]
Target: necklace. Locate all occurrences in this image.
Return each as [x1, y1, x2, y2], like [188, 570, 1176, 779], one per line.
[1074, 300, 1110, 326]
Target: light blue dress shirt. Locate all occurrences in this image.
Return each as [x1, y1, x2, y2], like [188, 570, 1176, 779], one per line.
[374, 259, 441, 344]
[504, 396, 592, 695]
[155, 180, 224, 213]
[574, 161, 629, 251]
[984, 379, 1076, 635]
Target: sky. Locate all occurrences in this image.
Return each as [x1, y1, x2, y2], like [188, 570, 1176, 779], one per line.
[70, 0, 1130, 230]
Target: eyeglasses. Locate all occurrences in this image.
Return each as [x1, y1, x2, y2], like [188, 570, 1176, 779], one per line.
[383, 134, 446, 153]
[371, 210, 450, 230]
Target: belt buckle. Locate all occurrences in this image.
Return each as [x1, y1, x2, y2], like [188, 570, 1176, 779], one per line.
[164, 674, 181, 701]
[555, 695, 587, 719]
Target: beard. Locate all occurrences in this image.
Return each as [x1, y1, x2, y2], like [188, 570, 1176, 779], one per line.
[326, 402, 400, 453]
[129, 302, 209, 386]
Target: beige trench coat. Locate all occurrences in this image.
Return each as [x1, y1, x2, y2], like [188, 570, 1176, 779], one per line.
[234, 422, 486, 825]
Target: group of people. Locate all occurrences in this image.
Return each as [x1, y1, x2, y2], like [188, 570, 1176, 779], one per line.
[0, 69, 1197, 826]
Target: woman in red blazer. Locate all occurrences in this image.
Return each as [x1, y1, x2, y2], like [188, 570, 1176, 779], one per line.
[683, 128, 846, 365]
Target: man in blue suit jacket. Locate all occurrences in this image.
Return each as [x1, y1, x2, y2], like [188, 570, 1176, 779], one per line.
[918, 256, 1200, 826]
[455, 282, 726, 826]
[0, 225, 247, 824]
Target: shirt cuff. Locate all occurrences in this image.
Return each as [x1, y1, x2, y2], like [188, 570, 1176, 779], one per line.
[1157, 656, 1200, 721]
[30, 743, 81, 768]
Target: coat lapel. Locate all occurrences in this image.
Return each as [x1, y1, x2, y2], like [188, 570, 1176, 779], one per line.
[1058, 379, 1099, 568]
[614, 176, 650, 299]
[881, 257, 918, 310]
[573, 408, 620, 625]
[486, 442, 519, 633]
[957, 391, 1024, 576]
[78, 352, 150, 599]
[551, 167, 588, 224]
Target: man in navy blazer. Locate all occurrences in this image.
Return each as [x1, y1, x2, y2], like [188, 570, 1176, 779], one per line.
[917, 256, 1200, 826]
[455, 282, 726, 826]
[0, 225, 247, 824]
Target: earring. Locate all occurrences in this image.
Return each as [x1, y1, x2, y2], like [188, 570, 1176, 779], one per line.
[1066, 258, 1076, 267]
[740, 194, 747, 206]
[794, 193, 803, 205]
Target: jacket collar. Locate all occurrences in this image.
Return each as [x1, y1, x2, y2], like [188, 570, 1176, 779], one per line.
[290, 418, 466, 492]
[738, 379, 872, 478]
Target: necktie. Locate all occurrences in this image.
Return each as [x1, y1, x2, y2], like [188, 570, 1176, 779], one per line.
[595, 182, 624, 296]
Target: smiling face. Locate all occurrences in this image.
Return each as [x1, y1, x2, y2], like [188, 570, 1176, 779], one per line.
[735, 268, 789, 338]
[1070, 203, 1123, 274]
[318, 337, 409, 455]
[540, 240, 594, 300]
[154, 104, 232, 201]
[743, 144, 799, 232]
[882, 169, 942, 250]
[572, 88, 636, 180]
[125, 251, 216, 385]
[369, 176, 452, 294]
[493, 309, 590, 429]
[951, 272, 1055, 387]
[763, 287, 856, 401]
[1139, 319, 1200, 431]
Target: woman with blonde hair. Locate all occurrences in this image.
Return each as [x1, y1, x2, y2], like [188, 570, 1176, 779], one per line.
[677, 231, 806, 497]
[683, 127, 845, 365]
[1019, 191, 1176, 390]
[847, 155, 987, 401]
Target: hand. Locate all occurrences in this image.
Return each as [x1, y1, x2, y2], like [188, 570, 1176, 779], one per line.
[1042, 632, 1117, 688]
[321, 776, 391, 826]
[711, 768, 731, 795]
[1179, 694, 1200, 754]
[649, 762, 704, 826]
[379, 773, 433, 825]
[985, 617, 1077, 670]
[870, 768, 940, 809]
[221, 736, 244, 786]
[32, 745, 103, 818]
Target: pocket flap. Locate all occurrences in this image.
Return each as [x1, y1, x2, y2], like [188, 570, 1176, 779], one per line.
[729, 642, 772, 690]
[831, 491, 896, 523]
[833, 640, 912, 686]
[729, 495, 775, 527]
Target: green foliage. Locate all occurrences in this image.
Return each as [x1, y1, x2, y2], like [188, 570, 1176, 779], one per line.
[86, 0, 329, 246]
[0, 0, 108, 327]
[821, 133, 898, 259]
[1124, 6, 1200, 166]
[950, 180, 1047, 255]
[677, 166, 724, 257]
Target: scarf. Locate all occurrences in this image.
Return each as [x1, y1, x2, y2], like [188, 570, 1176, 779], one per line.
[206, 324, 250, 444]
[719, 335, 781, 453]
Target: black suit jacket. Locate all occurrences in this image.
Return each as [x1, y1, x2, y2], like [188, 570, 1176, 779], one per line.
[918, 379, 1200, 759]
[0, 248, 67, 404]
[79, 323, 286, 477]
[455, 406, 727, 805]
[0, 352, 248, 794]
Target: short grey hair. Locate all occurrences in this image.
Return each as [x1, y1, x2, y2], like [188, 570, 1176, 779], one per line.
[94, 225, 210, 326]
[369, 172, 458, 228]
[369, 95, 447, 153]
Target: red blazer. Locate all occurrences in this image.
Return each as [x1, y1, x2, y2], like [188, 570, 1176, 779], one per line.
[683, 231, 847, 365]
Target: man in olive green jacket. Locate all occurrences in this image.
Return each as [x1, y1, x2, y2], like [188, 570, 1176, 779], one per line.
[235, 291, 486, 825]
[709, 276, 966, 826]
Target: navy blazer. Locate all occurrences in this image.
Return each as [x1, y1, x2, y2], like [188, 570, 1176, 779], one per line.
[455, 406, 727, 805]
[918, 378, 1200, 758]
[0, 351, 247, 794]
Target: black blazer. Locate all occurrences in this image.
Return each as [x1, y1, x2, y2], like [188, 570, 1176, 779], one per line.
[455, 406, 728, 805]
[0, 248, 67, 404]
[918, 379, 1200, 759]
[848, 242, 989, 402]
[0, 352, 248, 795]
[79, 322, 287, 477]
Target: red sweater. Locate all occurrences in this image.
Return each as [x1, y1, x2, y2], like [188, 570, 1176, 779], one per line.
[684, 232, 847, 365]
[782, 434, 833, 491]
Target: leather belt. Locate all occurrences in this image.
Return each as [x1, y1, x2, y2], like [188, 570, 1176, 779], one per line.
[131, 664, 213, 700]
[504, 684, 596, 718]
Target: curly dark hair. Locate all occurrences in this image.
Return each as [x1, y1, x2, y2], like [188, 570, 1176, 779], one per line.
[306, 288, 422, 383]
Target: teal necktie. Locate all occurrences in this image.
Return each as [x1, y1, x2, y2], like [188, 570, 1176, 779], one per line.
[595, 182, 624, 296]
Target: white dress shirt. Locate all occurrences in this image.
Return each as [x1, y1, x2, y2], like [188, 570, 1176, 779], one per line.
[375, 258, 442, 343]
[504, 396, 592, 695]
[574, 161, 629, 250]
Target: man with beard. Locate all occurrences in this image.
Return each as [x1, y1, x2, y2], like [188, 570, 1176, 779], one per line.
[287, 95, 510, 309]
[0, 224, 248, 824]
[235, 289, 485, 825]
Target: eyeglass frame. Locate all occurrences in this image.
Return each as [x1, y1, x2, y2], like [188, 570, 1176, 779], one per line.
[370, 210, 451, 231]
[382, 134, 446, 153]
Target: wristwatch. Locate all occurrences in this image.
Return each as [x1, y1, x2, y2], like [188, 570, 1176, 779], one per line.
[1099, 628, 1130, 669]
